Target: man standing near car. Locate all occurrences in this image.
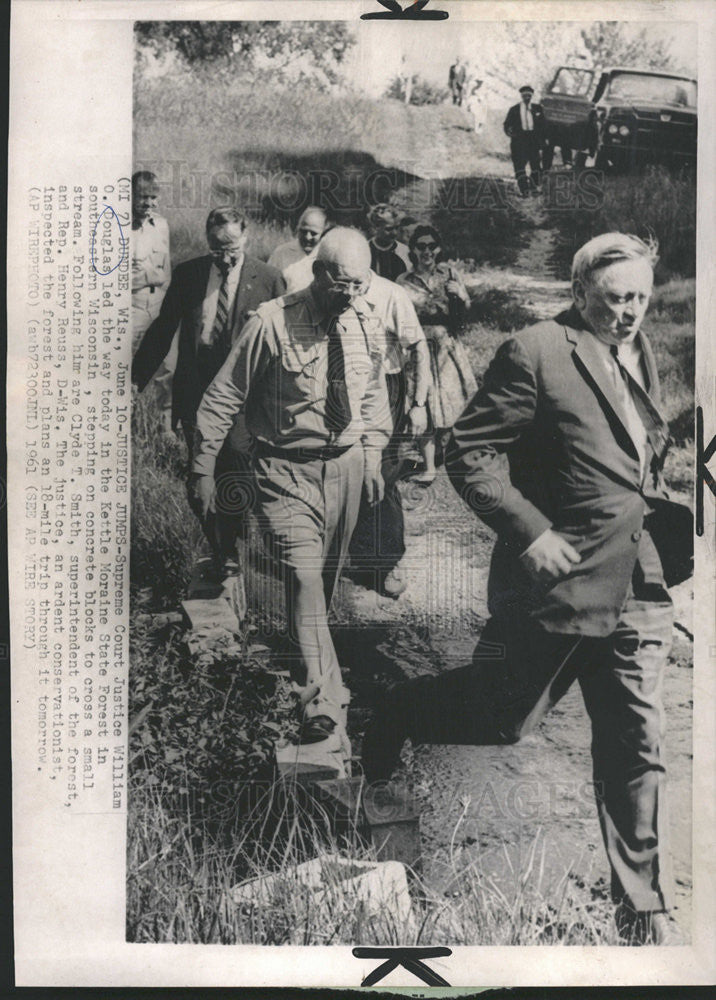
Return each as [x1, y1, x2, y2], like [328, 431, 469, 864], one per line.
[504, 85, 547, 195]
[363, 233, 692, 945]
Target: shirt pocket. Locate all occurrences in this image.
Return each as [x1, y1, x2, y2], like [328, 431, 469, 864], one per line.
[277, 344, 325, 430]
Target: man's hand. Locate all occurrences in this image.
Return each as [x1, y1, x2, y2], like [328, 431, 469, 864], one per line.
[364, 458, 385, 505]
[520, 528, 581, 584]
[187, 473, 214, 520]
[408, 404, 428, 437]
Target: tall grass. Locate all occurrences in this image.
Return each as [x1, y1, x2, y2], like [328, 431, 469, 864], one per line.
[131, 392, 204, 604]
[134, 71, 410, 263]
[128, 772, 624, 945]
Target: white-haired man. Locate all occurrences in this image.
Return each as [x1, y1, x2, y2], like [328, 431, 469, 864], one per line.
[190, 228, 392, 744]
[363, 233, 693, 944]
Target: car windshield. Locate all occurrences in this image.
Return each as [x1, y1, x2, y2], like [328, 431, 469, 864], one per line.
[548, 67, 594, 97]
[606, 73, 697, 107]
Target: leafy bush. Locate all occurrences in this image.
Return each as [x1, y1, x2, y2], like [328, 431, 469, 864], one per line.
[129, 620, 299, 798]
[384, 74, 450, 106]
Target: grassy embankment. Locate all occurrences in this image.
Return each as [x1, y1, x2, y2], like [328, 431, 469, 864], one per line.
[129, 71, 695, 943]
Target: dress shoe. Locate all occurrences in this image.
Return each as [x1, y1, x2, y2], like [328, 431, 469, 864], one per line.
[299, 714, 337, 745]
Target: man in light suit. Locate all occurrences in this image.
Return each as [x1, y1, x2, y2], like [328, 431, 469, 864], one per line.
[268, 205, 328, 273]
[363, 233, 693, 945]
[132, 207, 285, 571]
[503, 85, 547, 195]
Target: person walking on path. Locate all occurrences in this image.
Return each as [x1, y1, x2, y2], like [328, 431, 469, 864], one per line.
[397, 225, 476, 486]
[364, 233, 693, 946]
[190, 228, 392, 745]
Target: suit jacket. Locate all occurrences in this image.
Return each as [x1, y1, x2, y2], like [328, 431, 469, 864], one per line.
[445, 306, 692, 637]
[132, 254, 285, 428]
[449, 64, 466, 87]
[504, 102, 546, 140]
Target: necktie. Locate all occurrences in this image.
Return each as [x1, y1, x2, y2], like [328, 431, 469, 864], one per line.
[325, 318, 352, 435]
[209, 260, 233, 352]
[609, 345, 671, 467]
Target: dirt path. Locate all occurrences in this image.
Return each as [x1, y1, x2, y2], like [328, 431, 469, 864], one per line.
[333, 111, 694, 939]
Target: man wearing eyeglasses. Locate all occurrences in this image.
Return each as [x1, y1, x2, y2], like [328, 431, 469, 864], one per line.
[131, 207, 286, 572]
[190, 228, 392, 745]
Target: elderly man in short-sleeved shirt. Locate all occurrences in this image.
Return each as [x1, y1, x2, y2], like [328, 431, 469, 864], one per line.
[190, 228, 392, 745]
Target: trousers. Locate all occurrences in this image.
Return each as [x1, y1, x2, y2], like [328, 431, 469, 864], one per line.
[349, 371, 407, 582]
[184, 425, 252, 564]
[395, 531, 674, 912]
[511, 134, 542, 194]
[254, 443, 365, 725]
[133, 287, 176, 422]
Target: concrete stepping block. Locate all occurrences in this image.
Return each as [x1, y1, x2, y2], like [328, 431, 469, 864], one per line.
[187, 558, 247, 625]
[275, 736, 349, 783]
[313, 778, 422, 871]
[181, 598, 239, 632]
[231, 853, 414, 929]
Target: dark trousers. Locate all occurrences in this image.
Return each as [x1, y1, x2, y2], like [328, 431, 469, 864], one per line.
[397, 534, 674, 913]
[184, 424, 252, 563]
[511, 134, 542, 193]
[349, 371, 407, 583]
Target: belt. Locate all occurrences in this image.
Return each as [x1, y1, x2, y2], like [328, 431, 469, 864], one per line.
[256, 441, 355, 463]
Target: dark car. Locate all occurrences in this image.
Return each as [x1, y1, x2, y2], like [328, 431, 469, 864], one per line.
[541, 65, 697, 172]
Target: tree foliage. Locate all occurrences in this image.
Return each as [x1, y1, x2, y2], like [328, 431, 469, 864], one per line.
[581, 22, 681, 73]
[135, 20, 356, 86]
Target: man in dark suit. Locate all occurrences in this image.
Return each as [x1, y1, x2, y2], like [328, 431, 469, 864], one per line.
[132, 206, 285, 571]
[504, 85, 547, 195]
[363, 233, 693, 945]
[449, 58, 467, 106]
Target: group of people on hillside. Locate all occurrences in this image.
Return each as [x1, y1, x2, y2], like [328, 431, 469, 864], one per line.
[131, 167, 692, 945]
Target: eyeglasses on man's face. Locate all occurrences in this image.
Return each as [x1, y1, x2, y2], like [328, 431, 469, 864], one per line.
[324, 273, 370, 296]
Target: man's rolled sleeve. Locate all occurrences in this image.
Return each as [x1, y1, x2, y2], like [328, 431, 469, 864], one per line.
[445, 336, 553, 551]
[192, 313, 271, 477]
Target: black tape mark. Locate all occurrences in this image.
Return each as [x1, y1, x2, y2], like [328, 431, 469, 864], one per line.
[696, 405, 716, 535]
[361, 0, 449, 21]
[353, 946, 452, 986]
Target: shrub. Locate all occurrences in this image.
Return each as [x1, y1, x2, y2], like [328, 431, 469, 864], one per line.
[384, 74, 450, 106]
[549, 166, 696, 283]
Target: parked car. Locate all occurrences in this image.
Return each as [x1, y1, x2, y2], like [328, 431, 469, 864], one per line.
[541, 66, 697, 172]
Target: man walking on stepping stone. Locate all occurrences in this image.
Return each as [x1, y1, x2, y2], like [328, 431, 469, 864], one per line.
[190, 228, 392, 745]
[363, 233, 693, 945]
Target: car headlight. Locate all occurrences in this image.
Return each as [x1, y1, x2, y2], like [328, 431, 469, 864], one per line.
[608, 123, 618, 134]
[618, 125, 630, 136]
